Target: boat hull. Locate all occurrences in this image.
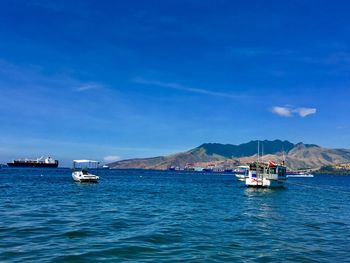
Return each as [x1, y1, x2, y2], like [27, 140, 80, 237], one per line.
[235, 174, 248, 182]
[245, 177, 286, 188]
[72, 171, 99, 183]
[7, 162, 58, 168]
[74, 178, 99, 183]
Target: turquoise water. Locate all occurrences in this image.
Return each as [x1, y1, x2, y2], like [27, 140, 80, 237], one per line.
[1, 168, 350, 262]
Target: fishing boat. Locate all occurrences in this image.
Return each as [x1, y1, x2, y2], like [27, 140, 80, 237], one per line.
[72, 160, 100, 183]
[234, 165, 250, 181]
[245, 160, 287, 188]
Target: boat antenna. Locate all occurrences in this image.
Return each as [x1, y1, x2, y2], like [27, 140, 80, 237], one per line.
[257, 140, 260, 163]
[282, 145, 286, 165]
[261, 142, 264, 162]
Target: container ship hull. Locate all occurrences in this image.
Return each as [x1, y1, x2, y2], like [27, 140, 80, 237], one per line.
[7, 162, 58, 168]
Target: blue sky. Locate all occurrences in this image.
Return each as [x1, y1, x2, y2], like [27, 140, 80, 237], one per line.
[1, 0, 350, 166]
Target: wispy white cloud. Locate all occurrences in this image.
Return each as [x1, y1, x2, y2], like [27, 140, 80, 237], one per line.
[76, 83, 104, 92]
[271, 106, 317, 118]
[271, 106, 293, 117]
[132, 78, 247, 100]
[294, 107, 317, 117]
[103, 155, 121, 162]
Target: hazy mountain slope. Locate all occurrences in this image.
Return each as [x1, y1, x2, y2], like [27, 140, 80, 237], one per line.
[108, 140, 350, 170]
[286, 143, 350, 169]
[110, 156, 167, 169]
[111, 147, 225, 170]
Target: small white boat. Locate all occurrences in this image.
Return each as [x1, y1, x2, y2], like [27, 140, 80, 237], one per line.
[287, 172, 314, 178]
[72, 160, 100, 183]
[100, 165, 110, 169]
[234, 165, 250, 181]
[245, 161, 287, 188]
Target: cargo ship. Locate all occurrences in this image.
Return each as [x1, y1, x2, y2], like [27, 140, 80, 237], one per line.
[7, 156, 59, 168]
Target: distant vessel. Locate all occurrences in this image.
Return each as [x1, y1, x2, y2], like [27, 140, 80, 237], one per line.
[202, 164, 226, 173]
[203, 167, 225, 173]
[234, 165, 250, 181]
[184, 163, 195, 171]
[168, 166, 181, 171]
[72, 160, 100, 183]
[202, 164, 214, 172]
[287, 171, 314, 178]
[7, 156, 59, 168]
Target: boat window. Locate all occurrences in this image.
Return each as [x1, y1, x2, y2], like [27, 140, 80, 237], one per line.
[278, 167, 286, 176]
[270, 167, 277, 174]
[257, 166, 265, 174]
[249, 164, 256, 171]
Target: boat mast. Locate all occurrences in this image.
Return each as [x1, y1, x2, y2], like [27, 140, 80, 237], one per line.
[261, 142, 265, 176]
[257, 140, 260, 181]
[282, 145, 286, 165]
[257, 140, 260, 163]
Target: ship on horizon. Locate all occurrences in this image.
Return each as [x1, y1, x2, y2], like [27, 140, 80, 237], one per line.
[7, 156, 59, 168]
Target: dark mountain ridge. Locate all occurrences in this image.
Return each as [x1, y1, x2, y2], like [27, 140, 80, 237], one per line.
[195, 140, 296, 158]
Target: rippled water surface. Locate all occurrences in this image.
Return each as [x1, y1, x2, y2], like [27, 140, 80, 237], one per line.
[1, 169, 350, 262]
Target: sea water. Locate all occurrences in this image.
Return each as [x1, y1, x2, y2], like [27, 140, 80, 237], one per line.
[1, 168, 350, 262]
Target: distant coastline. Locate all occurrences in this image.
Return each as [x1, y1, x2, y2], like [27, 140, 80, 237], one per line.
[314, 165, 350, 175]
[108, 140, 350, 172]
[1, 164, 349, 175]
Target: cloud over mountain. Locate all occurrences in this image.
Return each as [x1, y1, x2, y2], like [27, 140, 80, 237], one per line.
[103, 155, 121, 162]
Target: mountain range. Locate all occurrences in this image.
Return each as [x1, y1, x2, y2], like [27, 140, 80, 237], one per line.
[108, 140, 350, 170]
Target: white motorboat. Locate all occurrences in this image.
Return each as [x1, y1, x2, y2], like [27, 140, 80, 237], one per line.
[72, 160, 100, 183]
[233, 165, 250, 181]
[287, 172, 314, 178]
